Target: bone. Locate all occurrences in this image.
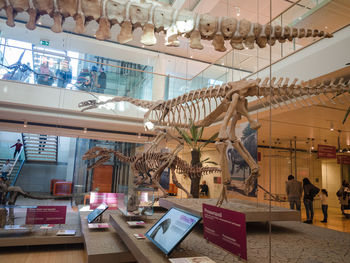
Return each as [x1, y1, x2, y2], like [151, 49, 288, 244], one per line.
[221, 17, 237, 38]
[117, 1, 133, 43]
[230, 19, 252, 50]
[153, 4, 173, 32]
[176, 9, 195, 34]
[95, 0, 111, 41]
[141, 3, 157, 46]
[199, 13, 217, 39]
[165, 9, 179, 47]
[118, 20, 133, 43]
[5, 5, 15, 27]
[212, 17, 226, 52]
[190, 14, 203, 50]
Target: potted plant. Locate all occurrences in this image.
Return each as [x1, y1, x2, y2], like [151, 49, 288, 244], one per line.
[176, 121, 218, 198]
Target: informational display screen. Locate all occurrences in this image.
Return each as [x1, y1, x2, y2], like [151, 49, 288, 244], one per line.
[87, 203, 109, 223]
[145, 207, 201, 255]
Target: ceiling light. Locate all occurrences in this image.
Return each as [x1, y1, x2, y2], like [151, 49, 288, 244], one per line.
[138, 133, 141, 139]
[23, 121, 27, 128]
[83, 128, 87, 134]
[235, 7, 240, 17]
[330, 122, 334, 131]
[190, 55, 193, 58]
[142, 45, 145, 48]
[325, 26, 328, 29]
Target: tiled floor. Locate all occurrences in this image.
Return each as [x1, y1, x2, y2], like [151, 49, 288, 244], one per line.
[302, 206, 350, 233]
[0, 200, 349, 263]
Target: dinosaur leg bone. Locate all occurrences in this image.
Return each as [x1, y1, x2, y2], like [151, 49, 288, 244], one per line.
[218, 93, 240, 140]
[237, 98, 261, 130]
[171, 168, 192, 198]
[215, 141, 230, 206]
[231, 139, 260, 195]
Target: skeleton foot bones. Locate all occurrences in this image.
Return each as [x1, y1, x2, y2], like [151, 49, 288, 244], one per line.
[79, 78, 350, 206]
[0, 0, 332, 51]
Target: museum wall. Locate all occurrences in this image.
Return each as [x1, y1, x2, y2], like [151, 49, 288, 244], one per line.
[0, 131, 22, 159]
[322, 159, 342, 208]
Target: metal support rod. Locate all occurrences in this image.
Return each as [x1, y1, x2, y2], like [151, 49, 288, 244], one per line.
[290, 140, 293, 175]
[294, 138, 297, 180]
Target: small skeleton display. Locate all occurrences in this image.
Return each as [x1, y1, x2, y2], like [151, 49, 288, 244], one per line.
[0, 0, 332, 51]
[80, 78, 350, 206]
[83, 146, 221, 207]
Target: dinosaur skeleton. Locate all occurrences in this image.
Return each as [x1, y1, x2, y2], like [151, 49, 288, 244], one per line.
[79, 78, 350, 205]
[83, 146, 221, 209]
[0, 0, 332, 52]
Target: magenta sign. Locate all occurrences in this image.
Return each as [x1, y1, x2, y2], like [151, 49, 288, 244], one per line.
[90, 192, 120, 210]
[203, 204, 247, 260]
[25, 206, 67, 225]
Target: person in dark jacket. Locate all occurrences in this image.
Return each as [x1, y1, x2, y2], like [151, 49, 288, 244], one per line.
[98, 67, 107, 93]
[10, 139, 23, 159]
[303, 178, 319, 224]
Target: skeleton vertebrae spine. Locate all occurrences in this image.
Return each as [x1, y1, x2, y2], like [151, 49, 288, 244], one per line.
[0, 0, 332, 52]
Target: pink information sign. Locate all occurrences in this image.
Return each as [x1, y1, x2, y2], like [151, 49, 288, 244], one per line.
[89, 192, 120, 210]
[25, 206, 67, 225]
[203, 203, 247, 260]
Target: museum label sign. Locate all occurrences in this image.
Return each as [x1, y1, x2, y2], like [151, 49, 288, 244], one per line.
[25, 206, 67, 224]
[203, 203, 247, 260]
[90, 192, 120, 210]
[317, 145, 337, 158]
[337, 155, 350, 165]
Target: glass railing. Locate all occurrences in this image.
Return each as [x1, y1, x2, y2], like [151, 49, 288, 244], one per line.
[0, 42, 154, 100]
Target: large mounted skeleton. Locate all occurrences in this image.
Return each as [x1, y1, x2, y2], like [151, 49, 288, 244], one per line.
[79, 78, 350, 205]
[83, 146, 221, 210]
[0, 0, 332, 52]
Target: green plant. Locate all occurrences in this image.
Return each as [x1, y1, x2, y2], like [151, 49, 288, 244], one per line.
[175, 120, 218, 198]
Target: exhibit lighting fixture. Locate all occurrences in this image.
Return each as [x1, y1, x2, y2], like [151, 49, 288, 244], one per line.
[83, 128, 87, 134]
[23, 121, 28, 128]
[138, 133, 141, 139]
[311, 138, 315, 150]
[330, 122, 334, 131]
[235, 6, 240, 17]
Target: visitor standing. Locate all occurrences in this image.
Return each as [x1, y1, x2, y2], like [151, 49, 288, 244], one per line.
[337, 181, 350, 215]
[1, 160, 12, 181]
[10, 139, 23, 159]
[285, 175, 303, 211]
[200, 181, 209, 197]
[320, 189, 328, 223]
[303, 178, 320, 224]
[98, 67, 107, 93]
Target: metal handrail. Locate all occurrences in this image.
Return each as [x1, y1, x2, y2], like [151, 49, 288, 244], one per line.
[10, 159, 25, 187]
[7, 147, 23, 177]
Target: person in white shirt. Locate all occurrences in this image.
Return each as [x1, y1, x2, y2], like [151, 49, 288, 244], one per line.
[1, 159, 12, 180]
[320, 189, 328, 223]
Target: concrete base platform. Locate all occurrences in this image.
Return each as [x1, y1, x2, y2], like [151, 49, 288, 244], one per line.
[79, 207, 135, 263]
[110, 210, 350, 263]
[159, 198, 300, 222]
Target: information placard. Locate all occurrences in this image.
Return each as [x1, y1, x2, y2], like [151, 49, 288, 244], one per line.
[317, 145, 337, 159]
[25, 206, 66, 225]
[203, 204, 247, 260]
[337, 155, 350, 165]
[90, 192, 120, 210]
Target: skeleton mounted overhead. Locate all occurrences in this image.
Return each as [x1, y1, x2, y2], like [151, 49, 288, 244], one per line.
[79, 78, 350, 205]
[0, 0, 332, 51]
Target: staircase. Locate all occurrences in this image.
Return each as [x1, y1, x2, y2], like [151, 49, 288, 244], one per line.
[22, 133, 58, 162]
[0, 158, 22, 185]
